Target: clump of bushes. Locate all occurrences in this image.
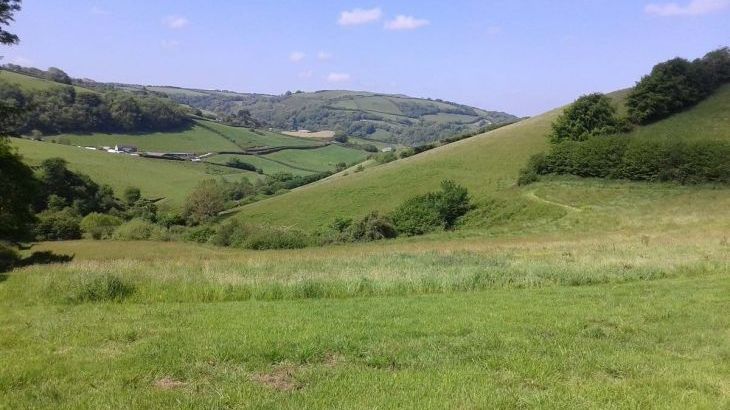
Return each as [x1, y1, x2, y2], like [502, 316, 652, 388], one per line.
[518, 47, 730, 186]
[323, 180, 472, 243]
[522, 137, 730, 184]
[34, 208, 82, 241]
[112, 219, 169, 241]
[80, 213, 123, 239]
[207, 220, 310, 250]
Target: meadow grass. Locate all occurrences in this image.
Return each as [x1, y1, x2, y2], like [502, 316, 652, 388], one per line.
[0, 70, 94, 94]
[0, 238, 727, 408]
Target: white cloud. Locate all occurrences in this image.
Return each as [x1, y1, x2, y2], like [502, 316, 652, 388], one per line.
[384, 15, 430, 30]
[298, 70, 313, 78]
[164, 15, 189, 29]
[645, 0, 730, 16]
[327, 72, 351, 83]
[161, 40, 180, 49]
[90, 6, 109, 15]
[317, 51, 333, 61]
[289, 51, 306, 63]
[338, 7, 382, 26]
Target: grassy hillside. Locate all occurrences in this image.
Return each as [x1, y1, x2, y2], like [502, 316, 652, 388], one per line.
[234, 85, 730, 231]
[0, 69, 94, 93]
[11, 138, 258, 205]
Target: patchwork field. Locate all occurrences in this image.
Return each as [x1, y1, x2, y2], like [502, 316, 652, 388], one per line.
[11, 138, 258, 205]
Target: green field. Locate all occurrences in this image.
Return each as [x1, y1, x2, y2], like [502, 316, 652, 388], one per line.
[11, 138, 258, 205]
[0, 69, 94, 94]
[1, 224, 727, 407]
[264, 145, 368, 173]
[206, 154, 315, 176]
[51, 123, 241, 153]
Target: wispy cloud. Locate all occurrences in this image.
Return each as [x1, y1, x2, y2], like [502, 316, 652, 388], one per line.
[327, 72, 351, 83]
[384, 15, 430, 30]
[161, 40, 181, 49]
[90, 6, 109, 16]
[289, 51, 306, 63]
[317, 51, 333, 61]
[645, 0, 730, 16]
[338, 7, 382, 26]
[163, 15, 189, 29]
[298, 70, 313, 78]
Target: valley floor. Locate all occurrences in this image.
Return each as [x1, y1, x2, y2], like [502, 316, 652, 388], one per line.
[1, 225, 728, 408]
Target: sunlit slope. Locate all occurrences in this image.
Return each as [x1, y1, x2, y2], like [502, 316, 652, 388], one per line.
[235, 86, 730, 231]
[235, 109, 558, 229]
[11, 138, 257, 205]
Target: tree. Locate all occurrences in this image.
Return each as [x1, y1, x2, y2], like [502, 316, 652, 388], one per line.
[549, 93, 622, 143]
[0, 0, 21, 45]
[46, 67, 71, 84]
[0, 139, 38, 241]
[182, 180, 226, 225]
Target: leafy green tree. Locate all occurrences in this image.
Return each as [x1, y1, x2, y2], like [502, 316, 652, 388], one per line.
[549, 93, 622, 143]
[0, 138, 38, 241]
[80, 213, 123, 239]
[182, 180, 226, 225]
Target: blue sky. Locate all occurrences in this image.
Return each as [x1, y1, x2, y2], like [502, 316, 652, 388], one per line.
[2, 0, 729, 116]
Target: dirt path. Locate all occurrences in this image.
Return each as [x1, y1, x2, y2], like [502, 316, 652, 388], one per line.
[524, 190, 582, 212]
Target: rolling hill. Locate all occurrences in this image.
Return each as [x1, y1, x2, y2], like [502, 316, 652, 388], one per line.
[121, 86, 518, 146]
[233, 85, 730, 234]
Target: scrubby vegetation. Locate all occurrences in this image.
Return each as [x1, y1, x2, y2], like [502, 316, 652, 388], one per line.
[520, 48, 730, 186]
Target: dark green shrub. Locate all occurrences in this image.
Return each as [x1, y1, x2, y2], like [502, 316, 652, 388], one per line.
[184, 225, 216, 243]
[435, 180, 471, 228]
[390, 194, 444, 236]
[346, 211, 398, 241]
[112, 219, 156, 240]
[549, 93, 623, 143]
[80, 213, 123, 239]
[34, 208, 82, 241]
[517, 152, 547, 185]
[242, 226, 309, 250]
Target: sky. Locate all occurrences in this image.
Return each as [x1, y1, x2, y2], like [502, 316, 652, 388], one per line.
[1, 0, 729, 116]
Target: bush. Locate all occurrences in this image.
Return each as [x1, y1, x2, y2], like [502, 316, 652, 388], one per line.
[517, 152, 546, 185]
[549, 93, 623, 143]
[346, 212, 398, 242]
[390, 195, 444, 236]
[209, 220, 309, 249]
[0, 243, 20, 272]
[80, 213, 123, 239]
[34, 208, 82, 241]
[390, 180, 471, 235]
[112, 219, 156, 240]
[182, 179, 227, 225]
[184, 225, 216, 243]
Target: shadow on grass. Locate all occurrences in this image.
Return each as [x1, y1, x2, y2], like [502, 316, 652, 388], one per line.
[18, 251, 74, 267]
[1, 251, 75, 275]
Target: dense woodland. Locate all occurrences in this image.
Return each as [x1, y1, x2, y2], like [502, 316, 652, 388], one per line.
[0, 66, 191, 135]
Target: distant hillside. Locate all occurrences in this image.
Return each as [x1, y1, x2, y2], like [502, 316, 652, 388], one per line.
[233, 84, 730, 231]
[127, 87, 517, 146]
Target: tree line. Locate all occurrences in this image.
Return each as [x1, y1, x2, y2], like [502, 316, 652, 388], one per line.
[519, 47, 730, 185]
[0, 75, 191, 135]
